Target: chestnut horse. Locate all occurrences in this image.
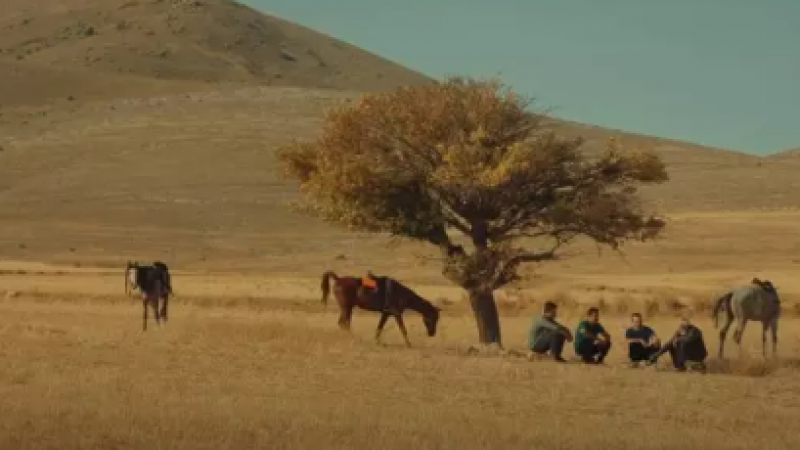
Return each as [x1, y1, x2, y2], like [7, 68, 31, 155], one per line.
[320, 271, 440, 346]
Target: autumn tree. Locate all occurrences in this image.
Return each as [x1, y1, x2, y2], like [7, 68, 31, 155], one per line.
[277, 76, 668, 347]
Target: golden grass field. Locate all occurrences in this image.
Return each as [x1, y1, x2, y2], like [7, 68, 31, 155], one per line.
[3, 0, 800, 449]
[2, 210, 800, 450]
[1, 281, 800, 450]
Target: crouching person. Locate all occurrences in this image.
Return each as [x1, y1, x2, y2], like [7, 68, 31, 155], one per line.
[529, 301, 573, 362]
[626, 312, 661, 367]
[648, 318, 707, 371]
[575, 307, 612, 364]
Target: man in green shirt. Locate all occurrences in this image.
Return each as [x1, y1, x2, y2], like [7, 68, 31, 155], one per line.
[528, 301, 573, 362]
[574, 307, 612, 364]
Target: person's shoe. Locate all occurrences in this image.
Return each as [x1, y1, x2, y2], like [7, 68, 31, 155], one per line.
[554, 357, 567, 363]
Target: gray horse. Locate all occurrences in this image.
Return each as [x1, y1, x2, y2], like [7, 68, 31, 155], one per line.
[712, 278, 780, 359]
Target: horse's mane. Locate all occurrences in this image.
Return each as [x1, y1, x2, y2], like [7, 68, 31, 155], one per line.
[393, 280, 438, 312]
[366, 273, 439, 314]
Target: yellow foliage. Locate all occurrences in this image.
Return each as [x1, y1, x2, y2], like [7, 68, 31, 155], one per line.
[277, 75, 669, 292]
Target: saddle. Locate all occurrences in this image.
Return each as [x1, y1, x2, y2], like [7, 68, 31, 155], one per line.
[752, 277, 776, 293]
[362, 272, 396, 312]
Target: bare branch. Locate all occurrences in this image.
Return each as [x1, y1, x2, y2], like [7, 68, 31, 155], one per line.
[491, 232, 577, 290]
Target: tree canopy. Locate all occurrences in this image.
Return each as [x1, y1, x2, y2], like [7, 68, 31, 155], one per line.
[278, 76, 668, 345]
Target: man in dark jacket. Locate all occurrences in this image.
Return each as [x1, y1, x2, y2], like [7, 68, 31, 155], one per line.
[648, 318, 707, 371]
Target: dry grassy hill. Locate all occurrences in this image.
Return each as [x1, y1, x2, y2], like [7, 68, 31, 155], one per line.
[0, 0, 430, 106]
[1, 0, 799, 279]
[769, 147, 800, 161]
[0, 58, 229, 107]
[555, 120, 800, 212]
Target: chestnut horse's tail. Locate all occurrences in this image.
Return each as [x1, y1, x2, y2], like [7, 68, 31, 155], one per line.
[321, 271, 339, 307]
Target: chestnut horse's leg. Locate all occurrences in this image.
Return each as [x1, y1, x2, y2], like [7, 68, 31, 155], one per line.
[375, 313, 390, 345]
[394, 314, 411, 347]
[338, 305, 354, 331]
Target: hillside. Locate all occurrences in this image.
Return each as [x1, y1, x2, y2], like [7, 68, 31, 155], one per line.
[769, 147, 800, 161]
[0, 0, 430, 104]
[0, 58, 230, 107]
[1, 0, 799, 275]
[552, 120, 800, 212]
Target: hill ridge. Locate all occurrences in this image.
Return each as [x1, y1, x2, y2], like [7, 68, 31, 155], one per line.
[0, 0, 430, 96]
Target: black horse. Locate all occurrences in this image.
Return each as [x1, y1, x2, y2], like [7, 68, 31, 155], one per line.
[125, 260, 173, 331]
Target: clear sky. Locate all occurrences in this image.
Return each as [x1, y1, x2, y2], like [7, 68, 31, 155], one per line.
[244, 0, 799, 155]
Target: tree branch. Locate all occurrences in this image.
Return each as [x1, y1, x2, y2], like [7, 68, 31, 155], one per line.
[491, 231, 578, 290]
[492, 249, 556, 290]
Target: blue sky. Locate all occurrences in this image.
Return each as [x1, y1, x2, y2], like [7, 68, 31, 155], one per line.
[245, 0, 799, 155]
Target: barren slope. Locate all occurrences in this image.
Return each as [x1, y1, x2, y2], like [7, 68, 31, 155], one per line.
[0, 0, 430, 104]
[768, 147, 800, 162]
[1, 0, 799, 276]
[0, 58, 237, 107]
[3, 86, 800, 274]
[555, 120, 800, 211]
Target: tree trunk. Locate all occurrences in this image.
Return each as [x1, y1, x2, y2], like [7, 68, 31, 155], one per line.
[468, 289, 502, 346]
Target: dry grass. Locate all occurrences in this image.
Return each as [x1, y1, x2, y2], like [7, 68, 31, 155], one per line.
[1, 290, 800, 450]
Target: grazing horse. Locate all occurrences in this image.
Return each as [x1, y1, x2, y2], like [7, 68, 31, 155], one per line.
[712, 278, 780, 359]
[125, 261, 173, 331]
[320, 270, 440, 347]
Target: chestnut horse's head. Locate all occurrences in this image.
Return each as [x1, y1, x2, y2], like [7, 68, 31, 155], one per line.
[388, 279, 441, 337]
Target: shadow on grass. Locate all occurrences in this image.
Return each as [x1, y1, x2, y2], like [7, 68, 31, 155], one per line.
[691, 357, 800, 377]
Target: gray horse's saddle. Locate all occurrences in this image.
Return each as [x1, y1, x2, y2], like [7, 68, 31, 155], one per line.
[752, 278, 777, 295]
